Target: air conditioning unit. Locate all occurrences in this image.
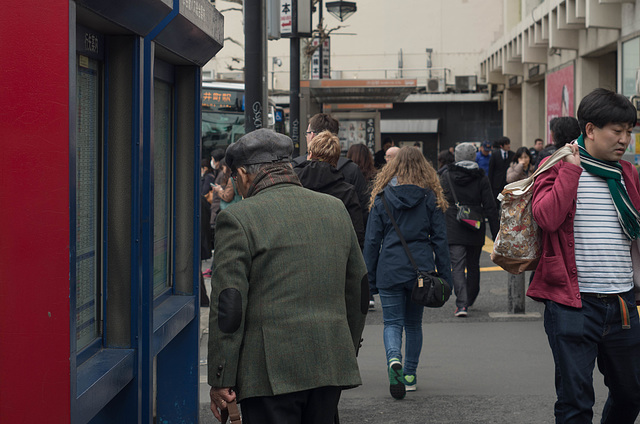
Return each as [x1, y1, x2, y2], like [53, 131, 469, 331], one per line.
[455, 75, 477, 92]
[202, 70, 215, 82]
[426, 78, 445, 93]
[216, 72, 244, 81]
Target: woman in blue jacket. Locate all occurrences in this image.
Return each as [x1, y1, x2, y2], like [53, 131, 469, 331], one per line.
[364, 146, 451, 399]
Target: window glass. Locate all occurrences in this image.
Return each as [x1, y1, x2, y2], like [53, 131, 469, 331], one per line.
[153, 80, 172, 296]
[75, 54, 101, 350]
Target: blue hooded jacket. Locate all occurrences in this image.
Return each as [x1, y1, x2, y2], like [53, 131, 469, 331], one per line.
[363, 184, 452, 292]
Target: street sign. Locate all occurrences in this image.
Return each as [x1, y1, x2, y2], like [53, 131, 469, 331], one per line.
[280, 0, 312, 38]
[311, 37, 330, 79]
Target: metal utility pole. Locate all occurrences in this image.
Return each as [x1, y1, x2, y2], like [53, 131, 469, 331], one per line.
[318, 0, 323, 79]
[290, 36, 301, 154]
[245, 0, 268, 132]
[281, 0, 310, 155]
[507, 273, 526, 314]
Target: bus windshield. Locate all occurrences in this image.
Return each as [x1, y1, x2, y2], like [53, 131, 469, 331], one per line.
[202, 82, 245, 158]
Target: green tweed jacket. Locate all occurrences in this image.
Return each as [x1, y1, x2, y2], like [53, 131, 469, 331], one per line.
[207, 183, 368, 401]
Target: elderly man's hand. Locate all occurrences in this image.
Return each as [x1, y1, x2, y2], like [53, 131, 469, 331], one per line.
[210, 387, 236, 422]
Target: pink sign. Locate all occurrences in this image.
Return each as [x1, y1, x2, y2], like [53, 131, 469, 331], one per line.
[546, 63, 574, 145]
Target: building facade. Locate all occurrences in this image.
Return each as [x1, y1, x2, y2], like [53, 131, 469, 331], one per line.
[480, 0, 640, 152]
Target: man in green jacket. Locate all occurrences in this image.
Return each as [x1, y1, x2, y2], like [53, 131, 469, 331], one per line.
[208, 129, 369, 424]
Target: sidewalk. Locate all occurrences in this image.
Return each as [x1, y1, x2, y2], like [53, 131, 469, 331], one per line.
[197, 249, 617, 423]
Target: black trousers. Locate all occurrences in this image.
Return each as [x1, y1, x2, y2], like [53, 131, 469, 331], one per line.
[241, 386, 341, 424]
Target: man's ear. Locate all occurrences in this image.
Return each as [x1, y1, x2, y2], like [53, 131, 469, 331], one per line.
[584, 122, 596, 141]
[237, 167, 248, 184]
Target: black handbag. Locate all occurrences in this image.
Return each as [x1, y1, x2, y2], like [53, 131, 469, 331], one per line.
[445, 171, 483, 231]
[381, 194, 451, 308]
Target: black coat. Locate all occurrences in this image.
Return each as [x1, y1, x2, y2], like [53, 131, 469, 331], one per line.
[293, 155, 369, 224]
[294, 160, 365, 248]
[488, 148, 515, 201]
[440, 164, 499, 246]
[337, 157, 369, 224]
[201, 172, 216, 196]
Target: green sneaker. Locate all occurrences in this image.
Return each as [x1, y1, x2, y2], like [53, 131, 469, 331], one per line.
[404, 374, 416, 392]
[388, 359, 406, 399]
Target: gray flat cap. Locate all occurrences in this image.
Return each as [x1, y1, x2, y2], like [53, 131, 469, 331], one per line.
[225, 129, 293, 172]
[455, 142, 477, 162]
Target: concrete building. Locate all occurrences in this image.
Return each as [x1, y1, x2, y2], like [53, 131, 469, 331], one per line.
[203, 0, 506, 164]
[480, 0, 640, 152]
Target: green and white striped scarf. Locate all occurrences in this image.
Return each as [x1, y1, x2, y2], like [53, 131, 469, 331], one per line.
[577, 134, 640, 240]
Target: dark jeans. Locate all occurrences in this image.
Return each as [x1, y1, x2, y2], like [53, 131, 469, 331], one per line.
[544, 290, 640, 424]
[241, 386, 341, 424]
[449, 244, 482, 309]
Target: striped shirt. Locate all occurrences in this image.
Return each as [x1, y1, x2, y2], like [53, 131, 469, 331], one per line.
[574, 170, 633, 293]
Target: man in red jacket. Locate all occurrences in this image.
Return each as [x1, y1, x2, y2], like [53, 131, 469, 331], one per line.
[529, 88, 640, 423]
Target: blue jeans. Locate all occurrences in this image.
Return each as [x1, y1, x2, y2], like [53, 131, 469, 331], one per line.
[378, 286, 424, 376]
[544, 290, 640, 424]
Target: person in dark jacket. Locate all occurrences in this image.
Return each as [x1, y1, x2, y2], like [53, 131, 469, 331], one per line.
[201, 158, 216, 196]
[439, 143, 499, 317]
[293, 113, 369, 224]
[374, 137, 394, 169]
[295, 131, 365, 248]
[363, 146, 451, 398]
[200, 192, 213, 306]
[488, 136, 515, 207]
[537, 116, 581, 164]
[347, 143, 377, 208]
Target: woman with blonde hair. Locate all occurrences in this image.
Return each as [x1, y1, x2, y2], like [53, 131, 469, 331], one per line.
[363, 146, 452, 399]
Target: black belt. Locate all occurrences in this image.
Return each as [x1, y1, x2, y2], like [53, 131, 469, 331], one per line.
[580, 292, 631, 330]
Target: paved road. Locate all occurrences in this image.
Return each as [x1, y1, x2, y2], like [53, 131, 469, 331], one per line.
[198, 247, 627, 423]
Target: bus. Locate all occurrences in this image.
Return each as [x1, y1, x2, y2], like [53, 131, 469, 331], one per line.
[202, 81, 245, 159]
[201, 81, 283, 160]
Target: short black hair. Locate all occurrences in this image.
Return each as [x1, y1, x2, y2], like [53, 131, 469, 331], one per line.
[308, 113, 339, 135]
[211, 148, 226, 162]
[496, 136, 511, 148]
[577, 88, 637, 135]
[550, 117, 581, 149]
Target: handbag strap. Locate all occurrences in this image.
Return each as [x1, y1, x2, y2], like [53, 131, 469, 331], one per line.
[444, 170, 460, 206]
[227, 400, 241, 424]
[381, 193, 419, 273]
[530, 144, 574, 179]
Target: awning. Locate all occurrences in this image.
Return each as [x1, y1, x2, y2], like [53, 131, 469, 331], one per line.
[301, 79, 417, 104]
[381, 119, 440, 134]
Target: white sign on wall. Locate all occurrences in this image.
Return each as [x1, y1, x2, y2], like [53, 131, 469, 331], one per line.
[280, 0, 292, 36]
[280, 0, 311, 38]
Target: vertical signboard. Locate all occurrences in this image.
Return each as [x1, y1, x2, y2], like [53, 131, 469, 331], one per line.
[366, 117, 375, 150]
[546, 63, 574, 144]
[311, 37, 331, 79]
[280, 0, 292, 36]
[280, 0, 312, 37]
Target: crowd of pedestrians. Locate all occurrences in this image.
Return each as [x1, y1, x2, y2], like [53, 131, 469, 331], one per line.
[204, 89, 640, 424]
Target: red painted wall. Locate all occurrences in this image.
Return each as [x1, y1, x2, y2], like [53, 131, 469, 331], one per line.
[0, 1, 71, 422]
